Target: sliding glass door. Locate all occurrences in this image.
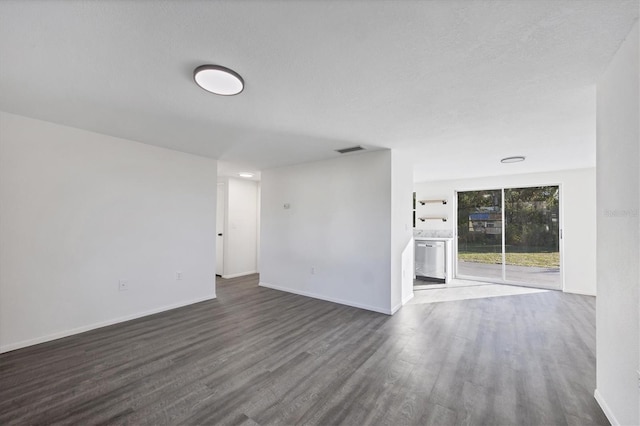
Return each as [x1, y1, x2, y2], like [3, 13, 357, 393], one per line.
[456, 185, 561, 290]
[504, 187, 561, 287]
[456, 189, 503, 281]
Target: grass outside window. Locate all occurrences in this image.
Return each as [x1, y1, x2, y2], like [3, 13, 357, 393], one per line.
[458, 252, 560, 268]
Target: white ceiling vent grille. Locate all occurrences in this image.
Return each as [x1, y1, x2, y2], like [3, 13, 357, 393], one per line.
[335, 146, 365, 154]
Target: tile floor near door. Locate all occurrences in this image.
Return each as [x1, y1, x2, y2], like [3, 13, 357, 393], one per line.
[412, 283, 549, 304]
[0, 274, 607, 425]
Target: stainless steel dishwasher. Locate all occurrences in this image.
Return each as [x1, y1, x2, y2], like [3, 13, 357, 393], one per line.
[415, 240, 446, 283]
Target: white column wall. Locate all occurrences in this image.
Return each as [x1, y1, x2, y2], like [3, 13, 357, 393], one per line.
[595, 21, 639, 426]
[259, 150, 393, 313]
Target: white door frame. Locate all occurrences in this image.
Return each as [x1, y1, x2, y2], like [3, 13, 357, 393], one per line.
[453, 183, 564, 291]
[216, 182, 226, 276]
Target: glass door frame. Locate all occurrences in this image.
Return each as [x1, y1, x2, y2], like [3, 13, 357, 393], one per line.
[453, 183, 564, 291]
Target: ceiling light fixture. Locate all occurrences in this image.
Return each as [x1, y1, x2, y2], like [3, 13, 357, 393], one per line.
[238, 172, 254, 178]
[501, 156, 526, 164]
[193, 65, 244, 96]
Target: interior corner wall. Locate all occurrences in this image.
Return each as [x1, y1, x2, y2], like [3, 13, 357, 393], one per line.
[414, 168, 597, 296]
[222, 177, 259, 278]
[595, 21, 639, 426]
[0, 111, 218, 353]
[259, 150, 393, 314]
[391, 150, 415, 312]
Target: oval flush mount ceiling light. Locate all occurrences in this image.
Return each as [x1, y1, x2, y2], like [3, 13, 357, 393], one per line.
[238, 172, 254, 178]
[501, 156, 526, 164]
[193, 65, 244, 96]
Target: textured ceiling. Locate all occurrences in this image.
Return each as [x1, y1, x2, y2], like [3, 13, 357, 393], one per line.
[0, 1, 638, 181]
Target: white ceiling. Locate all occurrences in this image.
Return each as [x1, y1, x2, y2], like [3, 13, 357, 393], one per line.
[217, 161, 261, 181]
[0, 1, 637, 182]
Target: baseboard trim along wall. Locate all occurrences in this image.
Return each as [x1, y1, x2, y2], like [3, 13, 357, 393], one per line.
[402, 292, 414, 306]
[391, 293, 414, 315]
[390, 303, 403, 315]
[564, 289, 597, 297]
[0, 294, 217, 354]
[594, 389, 619, 426]
[259, 281, 392, 315]
[222, 271, 258, 279]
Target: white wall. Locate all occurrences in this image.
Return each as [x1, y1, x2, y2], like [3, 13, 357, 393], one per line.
[260, 150, 395, 314]
[595, 21, 639, 426]
[391, 151, 415, 311]
[0, 112, 218, 353]
[414, 168, 597, 296]
[219, 177, 259, 278]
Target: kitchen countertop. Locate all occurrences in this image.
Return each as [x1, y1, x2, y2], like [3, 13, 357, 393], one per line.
[414, 237, 453, 241]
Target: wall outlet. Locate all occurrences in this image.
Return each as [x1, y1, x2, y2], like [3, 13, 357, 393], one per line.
[310, 267, 315, 275]
[118, 279, 129, 291]
[176, 271, 182, 280]
[284, 203, 291, 209]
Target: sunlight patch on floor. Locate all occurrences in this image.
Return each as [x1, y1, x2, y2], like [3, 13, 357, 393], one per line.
[409, 283, 549, 304]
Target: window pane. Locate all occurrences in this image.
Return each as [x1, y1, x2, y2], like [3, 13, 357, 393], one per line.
[457, 190, 503, 281]
[504, 186, 561, 289]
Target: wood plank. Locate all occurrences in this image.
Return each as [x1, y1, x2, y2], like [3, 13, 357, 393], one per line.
[0, 274, 609, 425]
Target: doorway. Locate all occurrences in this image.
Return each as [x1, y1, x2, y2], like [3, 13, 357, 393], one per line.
[216, 183, 225, 276]
[456, 185, 562, 290]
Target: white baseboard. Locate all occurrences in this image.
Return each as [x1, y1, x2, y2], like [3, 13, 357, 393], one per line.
[259, 281, 392, 315]
[0, 294, 217, 354]
[594, 388, 619, 426]
[564, 289, 596, 297]
[221, 271, 258, 279]
[402, 291, 414, 306]
[391, 292, 415, 315]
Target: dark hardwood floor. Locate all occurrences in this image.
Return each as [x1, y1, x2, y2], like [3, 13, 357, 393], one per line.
[0, 274, 608, 425]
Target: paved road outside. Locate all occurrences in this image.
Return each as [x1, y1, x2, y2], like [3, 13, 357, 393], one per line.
[458, 261, 561, 288]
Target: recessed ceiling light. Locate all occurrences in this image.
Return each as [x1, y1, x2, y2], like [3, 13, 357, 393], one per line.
[193, 65, 244, 96]
[501, 156, 526, 163]
[238, 172, 254, 178]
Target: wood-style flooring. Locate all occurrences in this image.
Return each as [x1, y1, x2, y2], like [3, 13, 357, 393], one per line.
[0, 274, 608, 425]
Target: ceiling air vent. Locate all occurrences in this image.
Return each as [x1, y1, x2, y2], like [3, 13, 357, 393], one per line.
[335, 145, 365, 154]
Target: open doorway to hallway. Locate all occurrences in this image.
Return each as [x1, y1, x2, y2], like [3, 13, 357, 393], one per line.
[215, 177, 260, 279]
[216, 183, 225, 276]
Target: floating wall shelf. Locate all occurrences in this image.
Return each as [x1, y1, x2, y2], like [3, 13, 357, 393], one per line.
[419, 199, 447, 205]
[418, 216, 448, 222]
